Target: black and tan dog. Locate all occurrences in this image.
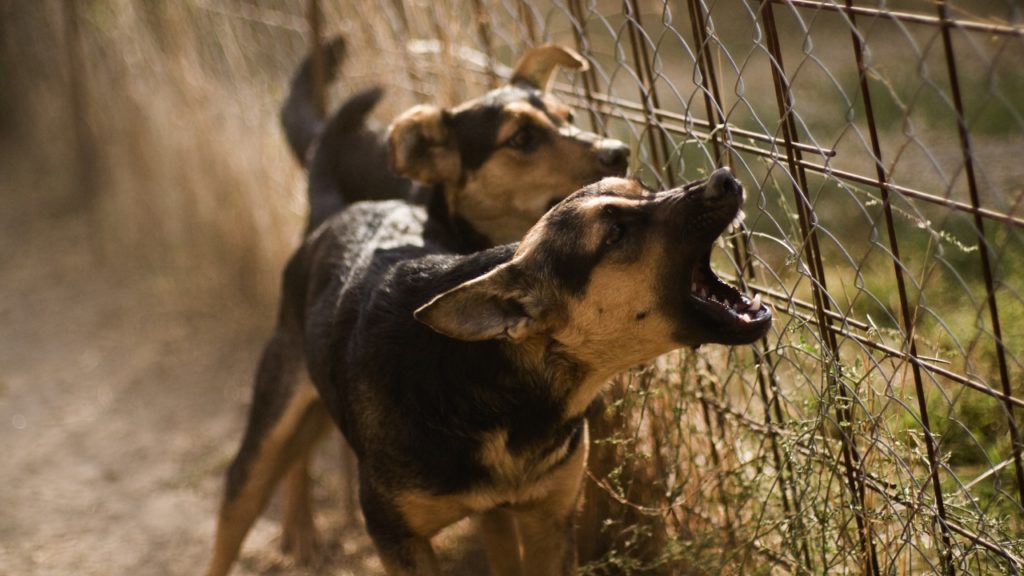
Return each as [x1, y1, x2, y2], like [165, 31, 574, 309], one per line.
[204, 168, 771, 575]
[204, 42, 630, 573]
[280, 38, 630, 242]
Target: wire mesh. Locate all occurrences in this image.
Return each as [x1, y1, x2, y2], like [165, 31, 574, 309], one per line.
[7, 0, 1022, 573]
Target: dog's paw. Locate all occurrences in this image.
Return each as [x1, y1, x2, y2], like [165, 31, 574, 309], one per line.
[280, 515, 321, 566]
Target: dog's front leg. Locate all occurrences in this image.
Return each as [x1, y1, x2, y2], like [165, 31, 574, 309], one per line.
[375, 537, 442, 576]
[515, 426, 589, 576]
[478, 508, 523, 576]
[516, 501, 578, 576]
[361, 482, 444, 576]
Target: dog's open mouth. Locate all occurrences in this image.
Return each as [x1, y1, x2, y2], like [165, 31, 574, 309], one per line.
[687, 249, 772, 339]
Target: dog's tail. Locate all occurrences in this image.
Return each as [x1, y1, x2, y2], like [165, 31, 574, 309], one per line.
[305, 87, 387, 231]
[280, 36, 347, 166]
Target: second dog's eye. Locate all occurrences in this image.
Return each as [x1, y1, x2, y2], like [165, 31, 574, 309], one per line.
[507, 126, 537, 151]
[606, 222, 625, 245]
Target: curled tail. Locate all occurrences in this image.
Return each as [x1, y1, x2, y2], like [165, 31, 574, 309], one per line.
[281, 37, 347, 166]
[306, 87, 388, 231]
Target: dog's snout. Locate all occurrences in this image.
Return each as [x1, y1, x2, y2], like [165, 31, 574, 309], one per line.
[704, 167, 742, 200]
[597, 140, 630, 172]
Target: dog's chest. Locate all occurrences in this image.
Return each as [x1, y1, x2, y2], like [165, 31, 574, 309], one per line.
[478, 426, 577, 492]
[395, 424, 588, 537]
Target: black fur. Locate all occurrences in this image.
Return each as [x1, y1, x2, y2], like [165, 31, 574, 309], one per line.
[280, 37, 347, 165]
[304, 88, 409, 231]
[224, 253, 309, 502]
[297, 203, 577, 496]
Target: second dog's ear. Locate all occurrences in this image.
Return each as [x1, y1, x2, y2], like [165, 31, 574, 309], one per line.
[414, 265, 544, 342]
[388, 104, 461, 184]
[511, 44, 589, 91]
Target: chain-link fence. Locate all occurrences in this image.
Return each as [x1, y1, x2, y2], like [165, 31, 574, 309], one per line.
[4, 0, 1022, 574]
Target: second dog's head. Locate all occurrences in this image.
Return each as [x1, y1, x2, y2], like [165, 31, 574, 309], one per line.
[388, 45, 629, 246]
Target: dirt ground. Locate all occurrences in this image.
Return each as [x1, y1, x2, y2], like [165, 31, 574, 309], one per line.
[0, 151, 488, 575]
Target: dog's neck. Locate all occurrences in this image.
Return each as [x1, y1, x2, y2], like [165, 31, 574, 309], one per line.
[423, 184, 494, 254]
[502, 335, 607, 422]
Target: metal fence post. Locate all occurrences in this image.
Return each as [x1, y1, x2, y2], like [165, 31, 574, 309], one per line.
[936, 0, 1024, 512]
[758, 2, 880, 574]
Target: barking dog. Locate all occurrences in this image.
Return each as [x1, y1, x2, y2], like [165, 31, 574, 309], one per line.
[204, 168, 771, 575]
[281, 38, 630, 243]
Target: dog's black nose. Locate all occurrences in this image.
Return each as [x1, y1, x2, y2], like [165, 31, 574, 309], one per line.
[597, 140, 630, 172]
[705, 167, 742, 200]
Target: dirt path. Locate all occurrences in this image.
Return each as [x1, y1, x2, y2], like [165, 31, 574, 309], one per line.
[0, 179, 266, 574]
[0, 157, 488, 575]
[0, 170, 349, 574]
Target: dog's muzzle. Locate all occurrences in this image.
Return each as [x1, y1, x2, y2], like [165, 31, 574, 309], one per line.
[596, 139, 630, 173]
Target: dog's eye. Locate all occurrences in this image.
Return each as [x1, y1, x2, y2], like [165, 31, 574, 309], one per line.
[566, 110, 575, 123]
[603, 205, 627, 245]
[506, 126, 537, 151]
[606, 222, 625, 245]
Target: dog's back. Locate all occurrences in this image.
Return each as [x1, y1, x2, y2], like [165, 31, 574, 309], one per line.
[295, 202, 532, 488]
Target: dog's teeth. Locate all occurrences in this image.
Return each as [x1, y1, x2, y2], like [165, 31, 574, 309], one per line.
[749, 294, 762, 312]
[691, 282, 698, 294]
[739, 312, 752, 322]
[698, 287, 708, 299]
[730, 209, 746, 231]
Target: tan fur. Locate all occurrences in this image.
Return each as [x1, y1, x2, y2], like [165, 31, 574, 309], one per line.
[477, 509, 523, 576]
[395, 426, 588, 575]
[479, 428, 577, 486]
[381, 539, 442, 576]
[510, 44, 589, 90]
[205, 381, 329, 576]
[395, 429, 587, 532]
[457, 125, 616, 245]
[513, 179, 648, 259]
[555, 261, 676, 417]
[387, 105, 461, 184]
[280, 449, 321, 562]
[494, 101, 559, 141]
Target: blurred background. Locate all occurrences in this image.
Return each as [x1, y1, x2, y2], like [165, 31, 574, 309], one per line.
[1, 1, 1022, 574]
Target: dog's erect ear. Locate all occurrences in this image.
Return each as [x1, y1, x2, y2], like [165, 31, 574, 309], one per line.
[387, 104, 461, 184]
[415, 265, 544, 342]
[510, 44, 589, 91]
